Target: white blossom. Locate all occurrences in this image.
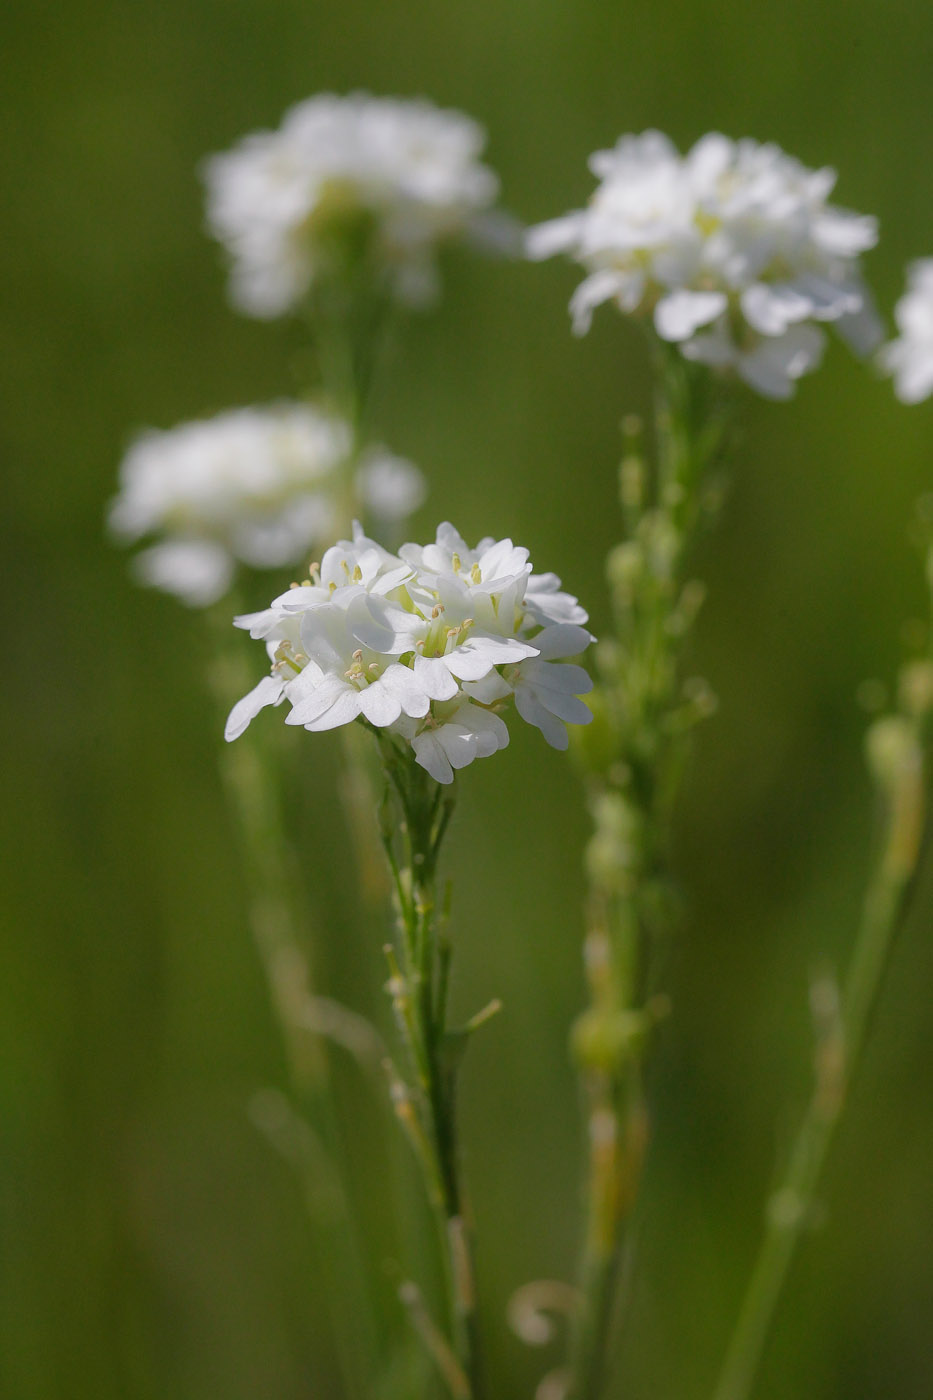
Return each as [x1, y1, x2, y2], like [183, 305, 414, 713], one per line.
[108, 403, 425, 606]
[226, 522, 594, 783]
[527, 130, 881, 398]
[879, 259, 933, 404]
[203, 93, 500, 319]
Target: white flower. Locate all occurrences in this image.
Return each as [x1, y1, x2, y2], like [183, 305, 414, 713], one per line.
[527, 130, 881, 398]
[108, 403, 425, 606]
[203, 93, 500, 319]
[226, 522, 595, 784]
[879, 259, 933, 404]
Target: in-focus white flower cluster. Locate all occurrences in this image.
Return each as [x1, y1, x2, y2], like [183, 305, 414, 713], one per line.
[880, 259, 933, 405]
[204, 93, 500, 318]
[109, 404, 425, 607]
[527, 130, 881, 399]
[225, 523, 594, 784]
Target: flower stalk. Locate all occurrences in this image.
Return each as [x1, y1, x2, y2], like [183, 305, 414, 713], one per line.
[376, 737, 487, 1398]
[712, 646, 933, 1400]
[569, 347, 730, 1400]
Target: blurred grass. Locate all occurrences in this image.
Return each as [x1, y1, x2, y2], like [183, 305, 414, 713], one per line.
[2, 1, 933, 1396]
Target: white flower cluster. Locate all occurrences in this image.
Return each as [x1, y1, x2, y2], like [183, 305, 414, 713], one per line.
[204, 93, 500, 318]
[880, 259, 933, 404]
[109, 404, 425, 607]
[527, 130, 881, 399]
[225, 523, 594, 784]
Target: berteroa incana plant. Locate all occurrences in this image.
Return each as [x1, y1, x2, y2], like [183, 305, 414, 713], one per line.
[111, 96, 932, 1400]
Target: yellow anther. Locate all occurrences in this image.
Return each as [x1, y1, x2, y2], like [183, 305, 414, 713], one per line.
[328, 580, 337, 594]
[289, 581, 300, 590]
[341, 558, 350, 576]
[470, 563, 482, 584]
[352, 649, 363, 662]
[451, 552, 462, 573]
[462, 617, 474, 630]
[352, 564, 363, 582]
[446, 625, 462, 639]
[368, 663, 380, 674]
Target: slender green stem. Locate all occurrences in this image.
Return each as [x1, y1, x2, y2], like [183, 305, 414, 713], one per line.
[569, 348, 730, 1400]
[712, 727, 929, 1400]
[379, 747, 485, 1399]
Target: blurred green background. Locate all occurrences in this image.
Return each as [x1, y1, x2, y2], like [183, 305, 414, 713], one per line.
[3, 1, 933, 1396]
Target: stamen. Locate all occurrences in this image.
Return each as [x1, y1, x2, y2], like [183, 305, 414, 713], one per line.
[470, 563, 482, 584]
[452, 552, 462, 573]
[352, 564, 363, 583]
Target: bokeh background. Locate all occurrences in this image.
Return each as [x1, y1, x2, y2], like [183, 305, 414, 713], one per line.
[3, 2, 933, 1397]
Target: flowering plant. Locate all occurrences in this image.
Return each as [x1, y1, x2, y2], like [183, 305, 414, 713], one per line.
[528, 130, 881, 397]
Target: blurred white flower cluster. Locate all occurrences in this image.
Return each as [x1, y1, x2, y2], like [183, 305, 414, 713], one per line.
[226, 523, 594, 784]
[880, 259, 933, 404]
[204, 93, 500, 318]
[528, 130, 881, 398]
[109, 404, 425, 606]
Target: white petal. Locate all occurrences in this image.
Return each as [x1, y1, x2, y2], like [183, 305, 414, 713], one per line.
[379, 663, 432, 718]
[654, 290, 728, 342]
[740, 283, 812, 336]
[132, 540, 233, 607]
[413, 655, 460, 701]
[444, 634, 538, 681]
[412, 731, 454, 784]
[348, 594, 423, 655]
[525, 213, 585, 260]
[461, 671, 512, 703]
[569, 270, 639, 334]
[436, 724, 479, 770]
[224, 674, 285, 741]
[301, 687, 364, 732]
[530, 623, 594, 661]
[286, 675, 359, 727]
[737, 325, 825, 399]
[514, 687, 570, 749]
[461, 705, 509, 756]
[357, 680, 402, 727]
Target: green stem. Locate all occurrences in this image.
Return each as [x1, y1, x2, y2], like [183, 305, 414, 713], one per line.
[712, 751, 928, 1400]
[569, 348, 729, 1400]
[381, 750, 485, 1399]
